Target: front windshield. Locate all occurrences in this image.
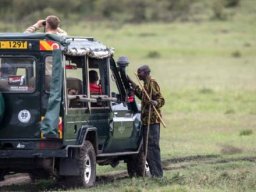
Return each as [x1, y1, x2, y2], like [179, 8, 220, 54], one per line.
[0, 57, 36, 93]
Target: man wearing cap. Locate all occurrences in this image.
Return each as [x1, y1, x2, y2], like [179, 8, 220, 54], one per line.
[128, 65, 165, 178]
[24, 15, 67, 36]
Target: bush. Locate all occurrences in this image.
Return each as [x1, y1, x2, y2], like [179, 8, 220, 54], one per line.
[212, 0, 227, 20]
[231, 50, 242, 58]
[225, 0, 240, 7]
[146, 51, 161, 58]
[239, 129, 253, 136]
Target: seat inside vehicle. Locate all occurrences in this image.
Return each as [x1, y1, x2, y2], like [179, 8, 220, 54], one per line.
[67, 77, 83, 108]
[67, 77, 83, 94]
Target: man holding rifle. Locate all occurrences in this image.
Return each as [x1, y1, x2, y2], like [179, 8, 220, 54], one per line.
[128, 65, 165, 178]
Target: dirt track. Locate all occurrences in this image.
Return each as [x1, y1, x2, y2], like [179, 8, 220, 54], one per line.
[0, 173, 31, 187]
[1, 155, 256, 188]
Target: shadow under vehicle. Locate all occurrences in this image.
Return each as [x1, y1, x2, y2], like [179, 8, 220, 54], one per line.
[0, 33, 146, 187]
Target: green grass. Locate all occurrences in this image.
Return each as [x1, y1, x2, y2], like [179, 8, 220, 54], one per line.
[3, 158, 255, 192]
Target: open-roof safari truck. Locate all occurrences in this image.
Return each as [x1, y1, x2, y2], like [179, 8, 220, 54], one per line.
[0, 33, 146, 187]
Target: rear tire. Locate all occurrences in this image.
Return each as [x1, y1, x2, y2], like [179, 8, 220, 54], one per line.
[57, 141, 96, 187]
[78, 140, 96, 187]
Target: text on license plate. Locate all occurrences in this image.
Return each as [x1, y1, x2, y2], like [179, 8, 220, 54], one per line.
[0, 41, 28, 49]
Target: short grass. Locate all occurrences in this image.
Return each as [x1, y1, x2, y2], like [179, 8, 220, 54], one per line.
[1, 0, 256, 191]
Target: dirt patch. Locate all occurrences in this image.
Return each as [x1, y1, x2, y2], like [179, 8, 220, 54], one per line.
[0, 173, 31, 187]
[162, 154, 256, 170]
[220, 144, 243, 155]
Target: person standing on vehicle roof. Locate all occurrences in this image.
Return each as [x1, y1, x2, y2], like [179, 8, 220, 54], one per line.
[25, 15, 67, 77]
[24, 15, 67, 36]
[24, 15, 67, 139]
[128, 64, 165, 178]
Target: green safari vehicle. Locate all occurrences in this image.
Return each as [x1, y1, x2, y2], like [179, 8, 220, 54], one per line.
[0, 33, 146, 187]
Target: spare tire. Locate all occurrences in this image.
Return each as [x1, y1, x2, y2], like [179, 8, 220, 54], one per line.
[0, 93, 5, 122]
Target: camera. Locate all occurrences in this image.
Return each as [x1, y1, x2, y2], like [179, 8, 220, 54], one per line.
[42, 21, 46, 26]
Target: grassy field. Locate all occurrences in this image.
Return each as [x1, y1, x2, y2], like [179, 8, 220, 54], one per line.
[67, 0, 256, 159]
[1, 0, 256, 191]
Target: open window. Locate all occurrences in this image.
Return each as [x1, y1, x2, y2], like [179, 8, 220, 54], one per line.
[87, 58, 110, 108]
[65, 56, 84, 108]
[65, 56, 118, 110]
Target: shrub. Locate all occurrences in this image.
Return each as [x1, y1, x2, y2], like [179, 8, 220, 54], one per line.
[199, 88, 214, 94]
[212, 0, 227, 20]
[225, 0, 240, 7]
[231, 50, 242, 58]
[239, 129, 253, 136]
[146, 51, 161, 58]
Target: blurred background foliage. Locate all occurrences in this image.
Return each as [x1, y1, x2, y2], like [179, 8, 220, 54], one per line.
[0, 0, 240, 27]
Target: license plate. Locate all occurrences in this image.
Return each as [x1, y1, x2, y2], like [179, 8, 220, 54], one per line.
[0, 41, 28, 49]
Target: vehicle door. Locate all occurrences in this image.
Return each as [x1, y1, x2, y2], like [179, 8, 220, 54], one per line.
[103, 59, 141, 153]
[0, 55, 39, 139]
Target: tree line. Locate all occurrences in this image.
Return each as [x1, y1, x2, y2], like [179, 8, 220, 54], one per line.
[0, 0, 240, 24]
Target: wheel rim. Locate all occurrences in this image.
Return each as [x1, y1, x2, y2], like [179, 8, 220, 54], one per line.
[145, 161, 150, 174]
[84, 154, 91, 183]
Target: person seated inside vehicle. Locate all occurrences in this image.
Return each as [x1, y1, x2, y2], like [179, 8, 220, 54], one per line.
[89, 70, 102, 95]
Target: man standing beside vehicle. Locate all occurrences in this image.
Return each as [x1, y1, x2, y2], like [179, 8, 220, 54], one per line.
[128, 65, 165, 178]
[24, 15, 67, 36]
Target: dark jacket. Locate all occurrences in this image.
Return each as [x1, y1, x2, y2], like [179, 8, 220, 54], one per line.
[134, 77, 165, 125]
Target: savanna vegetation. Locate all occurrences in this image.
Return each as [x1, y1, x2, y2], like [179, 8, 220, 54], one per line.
[0, 0, 240, 28]
[0, 0, 255, 191]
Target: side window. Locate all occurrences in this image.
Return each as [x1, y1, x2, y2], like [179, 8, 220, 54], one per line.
[88, 58, 109, 96]
[0, 57, 36, 93]
[87, 58, 110, 108]
[88, 68, 102, 95]
[65, 59, 84, 108]
[66, 67, 83, 95]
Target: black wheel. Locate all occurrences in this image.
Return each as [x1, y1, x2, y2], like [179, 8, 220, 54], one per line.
[145, 160, 151, 177]
[78, 140, 96, 187]
[127, 148, 146, 177]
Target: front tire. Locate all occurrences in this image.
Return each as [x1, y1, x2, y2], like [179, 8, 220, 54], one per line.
[127, 149, 145, 177]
